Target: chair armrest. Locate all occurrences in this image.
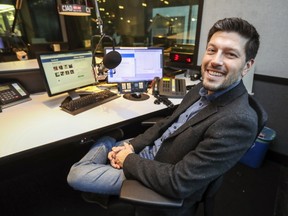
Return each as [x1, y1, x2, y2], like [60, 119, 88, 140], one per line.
[120, 180, 183, 208]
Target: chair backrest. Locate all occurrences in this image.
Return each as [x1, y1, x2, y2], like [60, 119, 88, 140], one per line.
[248, 95, 268, 136]
[202, 176, 224, 200]
[200, 175, 224, 216]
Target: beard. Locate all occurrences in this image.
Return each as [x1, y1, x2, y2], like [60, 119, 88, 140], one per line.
[202, 72, 241, 93]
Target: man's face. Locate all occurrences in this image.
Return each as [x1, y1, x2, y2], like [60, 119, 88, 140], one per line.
[201, 31, 254, 94]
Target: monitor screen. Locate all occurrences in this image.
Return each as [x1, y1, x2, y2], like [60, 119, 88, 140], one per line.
[105, 47, 163, 83]
[104, 47, 163, 101]
[37, 50, 95, 97]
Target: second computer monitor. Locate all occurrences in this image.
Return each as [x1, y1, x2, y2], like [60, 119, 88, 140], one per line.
[37, 50, 95, 99]
[105, 47, 163, 100]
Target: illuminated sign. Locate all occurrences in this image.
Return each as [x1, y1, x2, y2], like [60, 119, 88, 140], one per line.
[58, 4, 91, 16]
[170, 53, 193, 64]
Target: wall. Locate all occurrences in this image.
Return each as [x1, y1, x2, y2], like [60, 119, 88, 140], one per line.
[197, 0, 288, 156]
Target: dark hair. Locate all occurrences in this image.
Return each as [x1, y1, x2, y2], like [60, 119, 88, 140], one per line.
[207, 17, 260, 61]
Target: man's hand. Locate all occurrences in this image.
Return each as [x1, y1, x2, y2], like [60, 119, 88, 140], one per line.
[108, 145, 126, 169]
[115, 143, 134, 168]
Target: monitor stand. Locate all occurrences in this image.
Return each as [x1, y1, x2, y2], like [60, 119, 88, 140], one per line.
[61, 90, 89, 105]
[68, 90, 81, 100]
[123, 93, 150, 101]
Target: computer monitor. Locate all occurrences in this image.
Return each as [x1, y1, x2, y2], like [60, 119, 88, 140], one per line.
[105, 47, 163, 101]
[37, 50, 96, 99]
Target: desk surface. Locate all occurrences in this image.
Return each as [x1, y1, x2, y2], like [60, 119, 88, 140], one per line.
[0, 59, 39, 71]
[0, 89, 182, 160]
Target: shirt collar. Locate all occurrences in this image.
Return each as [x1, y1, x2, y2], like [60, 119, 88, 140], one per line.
[199, 80, 241, 101]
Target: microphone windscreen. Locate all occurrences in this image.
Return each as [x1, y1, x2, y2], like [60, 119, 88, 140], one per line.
[103, 50, 122, 69]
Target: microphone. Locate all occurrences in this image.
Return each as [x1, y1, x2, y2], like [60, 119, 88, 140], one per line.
[92, 0, 122, 69]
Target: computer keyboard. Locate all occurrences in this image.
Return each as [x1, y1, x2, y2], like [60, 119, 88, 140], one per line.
[60, 89, 120, 115]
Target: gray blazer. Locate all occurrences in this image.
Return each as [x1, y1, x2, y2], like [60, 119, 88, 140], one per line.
[124, 81, 258, 206]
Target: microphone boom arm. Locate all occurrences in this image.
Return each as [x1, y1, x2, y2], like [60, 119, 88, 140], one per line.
[91, 0, 121, 80]
[93, 0, 104, 35]
[11, 0, 23, 35]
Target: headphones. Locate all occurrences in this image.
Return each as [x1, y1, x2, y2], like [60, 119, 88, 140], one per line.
[101, 35, 122, 69]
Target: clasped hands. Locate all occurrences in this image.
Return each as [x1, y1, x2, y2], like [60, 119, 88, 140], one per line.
[108, 142, 134, 169]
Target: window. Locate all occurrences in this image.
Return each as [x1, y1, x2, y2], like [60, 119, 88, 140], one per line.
[0, 0, 203, 67]
[0, 4, 15, 36]
[89, 0, 203, 67]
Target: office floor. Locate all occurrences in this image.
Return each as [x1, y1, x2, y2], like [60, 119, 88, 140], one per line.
[0, 145, 287, 216]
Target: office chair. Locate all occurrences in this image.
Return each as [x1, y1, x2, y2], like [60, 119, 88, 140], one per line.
[118, 95, 268, 216]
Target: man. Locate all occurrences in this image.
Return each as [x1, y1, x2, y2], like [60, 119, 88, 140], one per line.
[67, 17, 261, 214]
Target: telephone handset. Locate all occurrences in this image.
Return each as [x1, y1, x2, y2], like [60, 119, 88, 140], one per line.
[152, 76, 186, 98]
[0, 82, 31, 109]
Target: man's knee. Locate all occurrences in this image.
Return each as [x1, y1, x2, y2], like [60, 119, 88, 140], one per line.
[67, 166, 81, 188]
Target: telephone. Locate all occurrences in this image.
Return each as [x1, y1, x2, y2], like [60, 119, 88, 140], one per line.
[0, 82, 31, 109]
[152, 77, 186, 98]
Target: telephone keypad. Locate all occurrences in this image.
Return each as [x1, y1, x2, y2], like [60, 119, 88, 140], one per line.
[0, 82, 30, 108]
[0, 90, 19, 103]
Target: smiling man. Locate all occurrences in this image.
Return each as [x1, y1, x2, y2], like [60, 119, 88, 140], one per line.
[67, 17, 261, 216]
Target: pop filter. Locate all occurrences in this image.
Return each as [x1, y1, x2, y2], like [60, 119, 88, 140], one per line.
[103, 50, 122, 69]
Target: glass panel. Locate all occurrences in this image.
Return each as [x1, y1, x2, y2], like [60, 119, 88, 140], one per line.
[89, 0, 203, 68]
[27, 1, 62, 43]
[0, 4, 27, 58]
[0, 0, 203, 66]
[0, 1, 63, 43]
[0, 5, 15, 36]
[0, 1, 63, 61]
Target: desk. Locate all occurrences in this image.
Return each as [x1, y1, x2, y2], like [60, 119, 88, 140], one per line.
[0, 90, 182, 161]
